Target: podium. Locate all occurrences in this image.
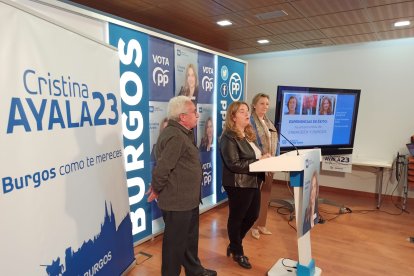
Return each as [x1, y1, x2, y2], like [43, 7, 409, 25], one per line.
[250, 149, 322, 276]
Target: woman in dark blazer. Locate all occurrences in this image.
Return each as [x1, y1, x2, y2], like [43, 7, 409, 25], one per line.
[219, 101, 270, 269]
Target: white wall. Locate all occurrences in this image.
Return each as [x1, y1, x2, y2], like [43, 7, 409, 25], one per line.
[242, 38, 414, 198]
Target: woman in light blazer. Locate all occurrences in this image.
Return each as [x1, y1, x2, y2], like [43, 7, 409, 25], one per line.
[250, 93, 278, 239]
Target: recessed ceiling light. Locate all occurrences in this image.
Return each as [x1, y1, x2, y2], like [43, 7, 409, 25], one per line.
[394, 20, 410, 27]
[217, 20, 232, 27]
[257, 39, 270, 44]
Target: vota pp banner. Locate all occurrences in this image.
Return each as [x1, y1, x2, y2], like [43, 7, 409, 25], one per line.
[148, 37, 174, 102]
[0, 2, 134, 275]
[108, 23, 152, 242]
[198, 51, 215, 104]
[216, 56, 245, 202]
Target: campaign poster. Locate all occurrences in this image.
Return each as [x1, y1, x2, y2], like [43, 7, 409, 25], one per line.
[174, 44, 198, 103]
[197, 51, 215, 104]
[0, 3, 134, 275]
[108, 23, 152, 243]
[197, 104, 214, 205]
[148, 37, 174, 101]
[301, 151, 321, 236]
[148, 101, 168, 232]
[216, 56, 245, 203]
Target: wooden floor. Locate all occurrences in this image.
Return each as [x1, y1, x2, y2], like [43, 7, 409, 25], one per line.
[128, 183, 414, 275]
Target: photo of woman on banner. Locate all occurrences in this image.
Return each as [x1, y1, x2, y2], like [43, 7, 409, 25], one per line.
[199, 115, 214, 199]
[318, 96, 334, 115]
[303, 171, 319, 235]
[199, 116, 213, 152]
[179, 63, 199, 103]
[285, 95, 299, 115]
[150, 117, 169, 166]
[150, 117, 169, 221]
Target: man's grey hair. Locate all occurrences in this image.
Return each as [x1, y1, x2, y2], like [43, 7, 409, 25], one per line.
[167, 96, 192, 121]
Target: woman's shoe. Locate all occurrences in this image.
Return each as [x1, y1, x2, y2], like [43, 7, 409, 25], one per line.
[233, 255, 252, 269]
[251, 228, 260, 239]
[257, 226, 272, 235]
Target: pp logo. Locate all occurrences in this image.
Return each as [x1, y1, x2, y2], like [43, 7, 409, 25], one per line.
[202, 171, 212, 186]
[221, 65, 228, 81]
[152, 67, 169, 87]
[305, 159, 309, 168]
[201, 76, 214, 92]
[229, 73, 242, 101]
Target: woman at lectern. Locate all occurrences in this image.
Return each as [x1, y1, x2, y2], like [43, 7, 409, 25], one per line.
[249, 93, 278, 240]
[303, 171, 319, 234]
[219, 101, 270, 269]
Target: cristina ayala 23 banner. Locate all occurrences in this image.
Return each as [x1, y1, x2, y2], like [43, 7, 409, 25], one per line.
[0, 2, 134, 275]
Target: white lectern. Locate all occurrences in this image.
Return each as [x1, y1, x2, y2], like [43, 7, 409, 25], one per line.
[250, 149, 322, 276]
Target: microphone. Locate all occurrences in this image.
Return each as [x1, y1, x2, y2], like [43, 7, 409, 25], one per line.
[270, 128, 299, 156]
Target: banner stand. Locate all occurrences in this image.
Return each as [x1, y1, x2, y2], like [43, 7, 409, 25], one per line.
[250, 149, 322, 276]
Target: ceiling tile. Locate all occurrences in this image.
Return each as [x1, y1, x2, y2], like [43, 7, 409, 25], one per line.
[330, 33, 379, 44]
[291, 38, 334, 48]
[378, 27, 414, 39]
[368, 1, 414, 21]
[225, 40, 251, 50]
[257, 43, 298, 51]
[278, 29, 326, 42]
[235, 3, 302, 24]
[290, 0, 363, 17]
[230, 47, 263, 55]
[219, 26, 273, 40]
[308, 9, 369, 29]
[213, 0, 287, 12]
[365, 0, 411, 8]
[157, 0, 232, 17]
[321, 23, 374, 37]
[261, 18, 315, 34]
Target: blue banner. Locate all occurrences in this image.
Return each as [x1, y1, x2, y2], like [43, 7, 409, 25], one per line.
[108, 23, 152, 242]
[198, 52, 215, 104]
[149, 37, 175, 102]
[216, 56, 245, 203]
[200, 151, 214, 198]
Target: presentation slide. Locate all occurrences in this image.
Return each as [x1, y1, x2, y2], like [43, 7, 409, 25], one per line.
[277, 87, 360, 152]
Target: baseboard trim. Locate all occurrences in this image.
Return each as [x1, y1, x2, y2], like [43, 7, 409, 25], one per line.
[272, 180, 413, 202]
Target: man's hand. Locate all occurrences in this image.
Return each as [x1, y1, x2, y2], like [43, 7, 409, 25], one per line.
[146, 185, 159, 202]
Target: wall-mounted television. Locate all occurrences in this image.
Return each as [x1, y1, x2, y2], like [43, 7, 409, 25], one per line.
[275, 85, 361, 155]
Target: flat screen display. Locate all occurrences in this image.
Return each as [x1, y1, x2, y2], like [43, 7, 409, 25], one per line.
[275, 85, 361, 155]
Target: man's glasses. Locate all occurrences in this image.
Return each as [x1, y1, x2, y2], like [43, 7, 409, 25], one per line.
[182, 109, 198, 116]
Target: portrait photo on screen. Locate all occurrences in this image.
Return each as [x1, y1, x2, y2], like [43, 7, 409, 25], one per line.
[284, 94, 301, 115]
[302, 94, 318, 115]
[318, 95, 336, 115]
